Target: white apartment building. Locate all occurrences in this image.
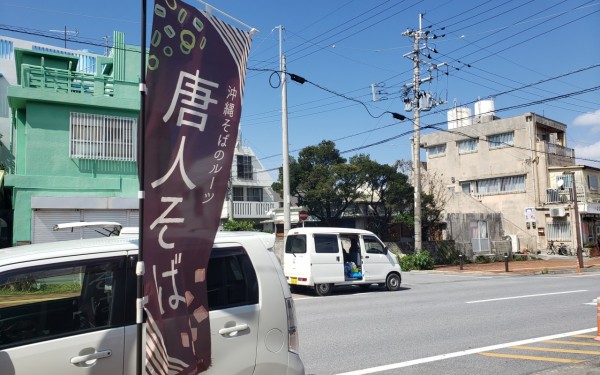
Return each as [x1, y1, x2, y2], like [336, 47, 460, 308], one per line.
[421, 100, 599, 257]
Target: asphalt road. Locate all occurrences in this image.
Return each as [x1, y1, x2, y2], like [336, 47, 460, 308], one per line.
[293, 271, 600, 375]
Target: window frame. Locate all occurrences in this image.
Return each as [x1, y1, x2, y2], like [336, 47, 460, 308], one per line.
[457, 138, 478, 154]
[69, 112, 137, 161]
[488, 132, 514, 149]
[0, 256, 127, 350]
[237, 155, 253, 180]
[427, 143, 446, 158]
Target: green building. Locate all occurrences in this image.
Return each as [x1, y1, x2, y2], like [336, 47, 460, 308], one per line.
[4, 32, 140, 245]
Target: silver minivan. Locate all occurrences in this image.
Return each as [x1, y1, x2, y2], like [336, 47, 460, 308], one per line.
[0, 231, 304, 374]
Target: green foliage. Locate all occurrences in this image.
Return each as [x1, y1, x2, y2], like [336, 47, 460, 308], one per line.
[399, 251, 435, 271]
[436, 243, 460, 265]
[474, 255, 492, 264]
[222, 220, 257, 232]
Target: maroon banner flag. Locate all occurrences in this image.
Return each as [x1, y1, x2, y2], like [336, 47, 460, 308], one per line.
[142, 0, 252, 373]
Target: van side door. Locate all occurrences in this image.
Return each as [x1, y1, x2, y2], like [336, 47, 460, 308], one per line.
[361, 235, 390, 282]
[311, 234, 344, 284]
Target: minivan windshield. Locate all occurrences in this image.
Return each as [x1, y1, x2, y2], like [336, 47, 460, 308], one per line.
[285, 235, 307, 254]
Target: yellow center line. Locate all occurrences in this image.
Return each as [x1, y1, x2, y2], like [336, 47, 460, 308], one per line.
[512, 345, 600, 355]
[573, 335, 598, 339]
[544, 340, 600, 347]
[479, 352, 584, 363]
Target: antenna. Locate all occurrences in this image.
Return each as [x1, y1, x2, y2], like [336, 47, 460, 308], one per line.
[49, 26, 79, 48]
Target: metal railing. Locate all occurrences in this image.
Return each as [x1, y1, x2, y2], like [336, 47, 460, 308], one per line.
[20, 64, 114, 96]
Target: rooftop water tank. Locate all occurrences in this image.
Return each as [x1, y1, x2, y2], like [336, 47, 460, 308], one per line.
[474, 99, 495, 123]
[447, 107, 472, 129]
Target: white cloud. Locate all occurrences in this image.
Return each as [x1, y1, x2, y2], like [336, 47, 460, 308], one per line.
[573, 109, 600, 128]
[575, 140, 600, 168]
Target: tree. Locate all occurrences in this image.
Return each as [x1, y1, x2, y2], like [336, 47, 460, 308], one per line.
[273, 140, 364, 226]
[396, 159, 450, 240]
[350, 155, 413, 240]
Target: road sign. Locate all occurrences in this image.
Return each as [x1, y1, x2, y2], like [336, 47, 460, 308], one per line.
[299, 210, 308, 221]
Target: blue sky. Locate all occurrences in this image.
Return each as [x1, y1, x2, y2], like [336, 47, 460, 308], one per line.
[2, 0, 600, 179]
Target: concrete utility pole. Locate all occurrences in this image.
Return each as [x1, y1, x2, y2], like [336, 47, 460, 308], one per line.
[277, 25, 291, 237]
[402, 13, 446, 252]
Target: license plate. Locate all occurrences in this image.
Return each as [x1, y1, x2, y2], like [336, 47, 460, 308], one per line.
[290, 277, 298, 285]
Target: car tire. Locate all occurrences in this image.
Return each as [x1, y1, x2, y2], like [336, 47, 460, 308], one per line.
[385, 273, 401, 291]
[314, 283, 332, 296]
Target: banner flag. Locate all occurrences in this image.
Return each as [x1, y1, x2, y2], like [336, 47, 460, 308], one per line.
[143, 0, 252, 373]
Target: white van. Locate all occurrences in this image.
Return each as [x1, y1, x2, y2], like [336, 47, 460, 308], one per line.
[0, 230, 305, 375]
[283, 227, 401, 296]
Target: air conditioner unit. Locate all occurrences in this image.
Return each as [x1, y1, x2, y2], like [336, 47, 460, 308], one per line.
[550, 207, 566, 217]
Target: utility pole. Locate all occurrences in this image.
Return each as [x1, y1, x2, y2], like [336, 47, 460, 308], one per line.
[276, 25, 291, 237]
[402, 13, 446, 252]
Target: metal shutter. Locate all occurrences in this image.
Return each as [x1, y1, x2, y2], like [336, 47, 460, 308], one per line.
[32, 209, 82, 243]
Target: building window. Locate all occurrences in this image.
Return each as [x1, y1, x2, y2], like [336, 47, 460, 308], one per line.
[70, 112, 137, 161]
[457, 139, 478, 154]
[547, 222, 571, 241]
[476, 175, 525, 195]
[237, 155, 253, 180]
[247, 188, 263, 202]
[488, 132, 514, 149]
[233, 187, 244, 201]
[588, 175, 598, 191]
[556, 174, 573, 188]
[427, 144, 446, 158]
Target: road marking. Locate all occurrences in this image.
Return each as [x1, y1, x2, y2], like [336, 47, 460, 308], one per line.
[479, 352, 584, 363]
[573, 335, 598, 339]
[512, 345, 600, 355]
[334, 328, 595, 375]
[545, 340, 600, 347]
[466, 290, 588, 304]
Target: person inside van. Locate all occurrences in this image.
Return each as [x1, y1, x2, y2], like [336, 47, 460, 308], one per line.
[348, 238, 361, 266]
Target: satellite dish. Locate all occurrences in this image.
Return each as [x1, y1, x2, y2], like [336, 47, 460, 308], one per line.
[557, 179, 564, 188]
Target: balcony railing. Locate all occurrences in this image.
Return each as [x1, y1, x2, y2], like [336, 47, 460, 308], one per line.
[546, 188, 574, 204]
[221, 201, 278, 219]
[546, 142, 575, 166]
[21, 63, 114, 96]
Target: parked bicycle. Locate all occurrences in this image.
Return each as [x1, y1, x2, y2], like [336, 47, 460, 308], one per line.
[547, 240, 571, 256]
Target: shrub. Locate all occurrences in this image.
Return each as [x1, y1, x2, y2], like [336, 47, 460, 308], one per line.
[474, 255, 491, 264]
[436, 243, 461, 265]
[222, 220, 257, 232]
[399, 251, 435, 271]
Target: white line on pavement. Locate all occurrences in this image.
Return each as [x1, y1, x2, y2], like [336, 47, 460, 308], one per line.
[466, 289, 588, 304]
[335, 328, 596, 375]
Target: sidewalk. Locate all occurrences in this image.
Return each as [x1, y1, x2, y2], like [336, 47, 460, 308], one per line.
[432, 255, 600, 275]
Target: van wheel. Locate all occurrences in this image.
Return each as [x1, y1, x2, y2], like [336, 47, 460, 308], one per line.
[385, 273, 401, 291]
[315, 283, 332, 296]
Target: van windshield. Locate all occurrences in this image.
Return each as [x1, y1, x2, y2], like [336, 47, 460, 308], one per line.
[285, 235, 307, 254]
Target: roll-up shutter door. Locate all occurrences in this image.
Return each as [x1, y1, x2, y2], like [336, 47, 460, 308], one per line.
[32, 209, 82, 243]
[32, 209, 140, 243]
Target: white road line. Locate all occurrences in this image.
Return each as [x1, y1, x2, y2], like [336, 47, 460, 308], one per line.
[335, 328, 596, 375]
[466, 289, 588, 304]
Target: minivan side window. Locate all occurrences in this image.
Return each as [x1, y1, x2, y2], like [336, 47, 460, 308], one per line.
[206, 247, 258, 311]
[363, 236, 386, 254]
[314, 234, 339, 253]
[285, 235, 307, 254]
[0, 257, 126, 349]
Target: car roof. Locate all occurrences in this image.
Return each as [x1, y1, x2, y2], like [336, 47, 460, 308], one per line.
[0, 231, 275, 267]
[287, 227, 375, 236]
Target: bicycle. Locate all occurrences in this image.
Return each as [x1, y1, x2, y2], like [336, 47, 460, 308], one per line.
[557, 243, 572, 256]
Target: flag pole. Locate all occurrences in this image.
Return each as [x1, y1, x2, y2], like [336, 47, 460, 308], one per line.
[136, 0, 147, 374]
[195, 0, 257, 33]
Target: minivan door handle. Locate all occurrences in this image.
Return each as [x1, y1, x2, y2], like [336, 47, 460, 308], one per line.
[336, 256, 340, 262]
[219, 323, 249, 336]
[70, 350, 112, 366]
